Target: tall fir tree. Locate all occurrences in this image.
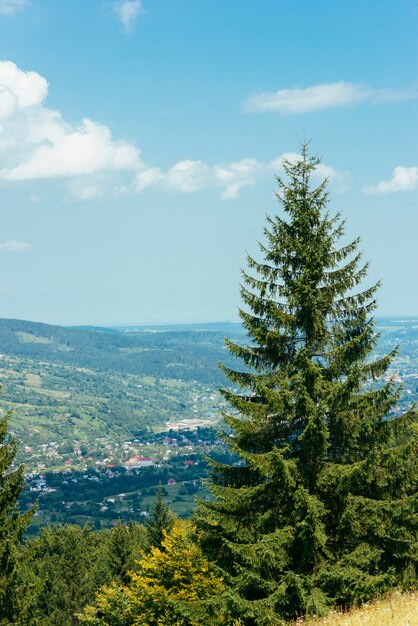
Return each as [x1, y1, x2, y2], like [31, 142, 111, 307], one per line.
[146, 485, 174, 550]
[197, 145, 418, 624]
[0, 409, 34, 624]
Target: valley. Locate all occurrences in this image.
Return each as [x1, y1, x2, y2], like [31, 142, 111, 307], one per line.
[0, 317, 417, 532]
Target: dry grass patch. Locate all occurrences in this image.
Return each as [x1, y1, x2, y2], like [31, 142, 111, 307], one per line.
[25, 373, 42, 387]
[293, 591, 418, 626]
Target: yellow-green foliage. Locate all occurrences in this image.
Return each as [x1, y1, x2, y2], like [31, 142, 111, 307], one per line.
[78, 519, 225, 626]
[292, 591, 418, 626]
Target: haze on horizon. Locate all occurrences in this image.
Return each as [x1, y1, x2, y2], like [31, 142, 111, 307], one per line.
[0, 1, 417, 326]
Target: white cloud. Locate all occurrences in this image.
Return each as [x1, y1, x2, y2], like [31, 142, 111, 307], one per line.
[215, 158, 263, 199]
[0, 240, 32, 252]
[165, 160, 210, 193]
[0, 0, 27, 15]
[135, 152, 346, 200]
[363, 166, 418, 195]
[0, 61, 347, 201]
[245, 81, 418, 114]
[0, 61, 141, 182]
[3, 117, 140, 180]
[0, 60, 47, 118]
[69, 181, 106, 201]
[135, 158, 260, 197]
[135, 167, 163, 191]
[114, 0, 142, 31]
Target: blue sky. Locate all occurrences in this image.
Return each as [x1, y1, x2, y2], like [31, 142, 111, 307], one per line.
[0, 0, 417, 325]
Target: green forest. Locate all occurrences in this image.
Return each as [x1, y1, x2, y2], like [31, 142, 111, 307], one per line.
[1, 150, 417, 625]
[0, 318, 244, 386]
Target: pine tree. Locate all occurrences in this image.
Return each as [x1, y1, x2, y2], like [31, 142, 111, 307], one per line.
[145, 485, 174, 549]
[197, 145, 418, 624]
[0, 410, 34, 623]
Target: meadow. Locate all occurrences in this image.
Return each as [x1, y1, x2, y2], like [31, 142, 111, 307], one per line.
[294, 591, 418, 626]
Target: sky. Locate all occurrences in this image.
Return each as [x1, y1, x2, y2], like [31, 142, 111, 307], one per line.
[0, 0, 417, 326]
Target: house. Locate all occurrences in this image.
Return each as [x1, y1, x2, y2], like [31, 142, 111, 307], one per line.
[123, 455, 154, 470]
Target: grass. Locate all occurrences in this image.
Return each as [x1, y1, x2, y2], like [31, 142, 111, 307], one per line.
[16, 331, 53, 344]
[293, 591, 418, 626]
[25, 373, 42, 387]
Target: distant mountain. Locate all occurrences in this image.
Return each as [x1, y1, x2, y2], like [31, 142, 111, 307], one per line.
[0, 318, 244, 385]
[2, 317, 418, 387]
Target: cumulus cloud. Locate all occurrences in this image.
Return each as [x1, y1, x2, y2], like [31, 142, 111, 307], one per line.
[135, 152, 346, 200]
[135, 158, 261, 198]
[3, 117, 140, 180]
[164, 159, 211, 193]
[363, 166, 418, 195]
[0, 0, 27, 15]
[245, 81, 418, 114]
[0, 60, 47, 117]
[114, 0, 142, 31]
[0, 61, 141, 182]
[0, 240, 32, 252]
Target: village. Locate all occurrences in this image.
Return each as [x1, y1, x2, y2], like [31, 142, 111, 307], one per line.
[19, 423, 233, 531]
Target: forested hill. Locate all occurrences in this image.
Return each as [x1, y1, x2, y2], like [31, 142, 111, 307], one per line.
[1, 317, 418, 387]
[0, 318, 244, 385]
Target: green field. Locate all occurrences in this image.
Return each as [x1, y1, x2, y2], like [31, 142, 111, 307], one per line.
[0, 353, 225, 470]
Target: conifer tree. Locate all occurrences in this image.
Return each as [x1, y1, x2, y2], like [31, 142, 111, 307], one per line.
[104, 521, 147, 585]
[0, 410, 34, 623]
[23, 523, 102, 625]
[145, 485, 173, 549]
[197, 145, 418, 624]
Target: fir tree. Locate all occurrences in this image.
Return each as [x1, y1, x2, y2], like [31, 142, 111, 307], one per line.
[197, 145, 418, 624]
[0, 410, 34, 624]
[23, 523, 102, 625]
[146, 485, 174, 549]
[104, 521, 147, 585]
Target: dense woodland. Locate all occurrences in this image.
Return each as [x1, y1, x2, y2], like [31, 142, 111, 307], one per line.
[0, 149, 417, 625]
[0, 319, 243, 385]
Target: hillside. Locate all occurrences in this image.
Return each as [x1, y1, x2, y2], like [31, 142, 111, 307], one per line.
[0, 318, 243, 385]
[294, 591, 418, 625]
[0, 354, 226, 467]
